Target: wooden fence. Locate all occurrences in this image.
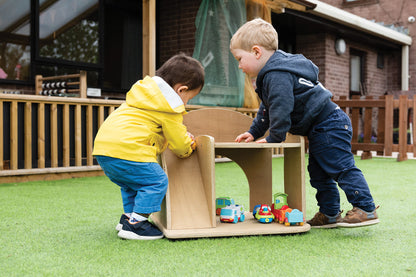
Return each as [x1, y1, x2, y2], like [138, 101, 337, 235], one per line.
[333, 95, 415, 161]
[0, 94, 123, 183]
[0, 94, 415, 183]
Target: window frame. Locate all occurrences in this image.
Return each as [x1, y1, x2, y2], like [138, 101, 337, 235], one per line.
[349, 49, 366, 97]
[32, 0, 104, 77]
[0, 0, 104, 87]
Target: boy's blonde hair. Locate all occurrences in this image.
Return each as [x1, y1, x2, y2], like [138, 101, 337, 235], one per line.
[230, 18, 278, 52]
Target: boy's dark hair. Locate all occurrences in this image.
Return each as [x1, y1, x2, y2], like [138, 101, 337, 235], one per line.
[156, 53, 205, 91]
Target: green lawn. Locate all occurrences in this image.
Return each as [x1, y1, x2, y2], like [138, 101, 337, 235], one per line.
[1, 156, 415, 276]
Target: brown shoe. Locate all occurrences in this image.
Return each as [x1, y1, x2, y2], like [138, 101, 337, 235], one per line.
[307, 211, 342, 229]
[337, 206, 380, 228]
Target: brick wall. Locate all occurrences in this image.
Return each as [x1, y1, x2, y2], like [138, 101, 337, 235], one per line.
[295, 31, 401, 98]
[157, 0, 202, 66]
[157, 0, 410, 98]
[320, 0, 416, 91]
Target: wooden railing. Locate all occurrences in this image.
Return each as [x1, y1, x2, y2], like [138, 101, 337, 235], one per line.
[0, 94, 123, 183]
[334, 95, 415, 161]
[0, 94, 414, 183]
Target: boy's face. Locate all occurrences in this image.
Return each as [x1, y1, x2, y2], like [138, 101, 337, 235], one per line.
[231, 47, 263, 78]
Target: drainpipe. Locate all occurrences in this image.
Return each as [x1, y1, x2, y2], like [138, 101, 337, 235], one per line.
[402, 45, 409, 91]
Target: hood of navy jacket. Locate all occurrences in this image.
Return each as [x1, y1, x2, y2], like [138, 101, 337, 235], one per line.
[250, 50, 336, 142]
[257, 50, 320, 83]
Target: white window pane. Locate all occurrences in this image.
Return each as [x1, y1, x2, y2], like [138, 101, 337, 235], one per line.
[350, 55, 361, 92]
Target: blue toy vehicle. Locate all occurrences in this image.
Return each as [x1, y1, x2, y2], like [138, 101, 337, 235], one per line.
[252, 204, 261, 217]
[284, 209, 304, 226]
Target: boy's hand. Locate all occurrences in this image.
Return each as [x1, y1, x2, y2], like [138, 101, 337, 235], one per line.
[187, 132, 195, 141]
[235, 132, 254, 143]
[187, 132, 197, 150]
[191, 140, 197, 150]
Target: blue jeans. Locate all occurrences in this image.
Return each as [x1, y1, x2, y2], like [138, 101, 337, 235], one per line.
[95, 156, 168, 214]
[307, 108, 376, 216]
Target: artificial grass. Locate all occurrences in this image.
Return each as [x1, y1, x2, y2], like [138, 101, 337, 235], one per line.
[1, 156, 415, 276]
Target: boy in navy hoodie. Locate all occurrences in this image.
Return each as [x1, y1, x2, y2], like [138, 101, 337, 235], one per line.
[230, 18, 379, 228]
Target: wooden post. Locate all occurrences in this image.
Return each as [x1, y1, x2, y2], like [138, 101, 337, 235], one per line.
[397, 95, 408, 161]
[63, 104, 70, 167]
[10, 101, 18, 170]
[377, 95, 385, 156]
[38, 103, 45, 168]
[75, 105, 82, 166]
[142, 0, 156, 77]
[361, 96, 373, 159]
[24, 102, 32, 169]
[384, 95, 394, 156]
[51, 103, 58, 167]
[86, 105, 93, 166]
[79, 71, 87, 98]
[35, 75, 43, 95]
[351, 95, 360, 154]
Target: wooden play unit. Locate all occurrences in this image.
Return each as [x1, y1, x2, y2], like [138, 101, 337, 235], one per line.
[152, 108, 310, 238]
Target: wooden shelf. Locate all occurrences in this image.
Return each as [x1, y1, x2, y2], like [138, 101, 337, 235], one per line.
[152, 213, 310, 239]
[215, 142, 302, 148]
[153, 108, 308, 239]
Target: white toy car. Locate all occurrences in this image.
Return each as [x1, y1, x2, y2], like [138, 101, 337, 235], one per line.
[220, 204, 245, 223]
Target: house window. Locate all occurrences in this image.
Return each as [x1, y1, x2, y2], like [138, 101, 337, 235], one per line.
[377, 52, 384, 69]
[350, 50, 366, 96]
[0, 0, 31, 81]
[0, 0, 143, 98]
[37, 0, 99, 64]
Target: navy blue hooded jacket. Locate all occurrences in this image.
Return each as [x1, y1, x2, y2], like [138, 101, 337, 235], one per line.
[249, 50, 337, 142]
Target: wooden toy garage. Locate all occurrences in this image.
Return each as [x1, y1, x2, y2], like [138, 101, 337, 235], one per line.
[152, 108, 310, 238]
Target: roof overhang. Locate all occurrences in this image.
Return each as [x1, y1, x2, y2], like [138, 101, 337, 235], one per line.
[268, 0, 412, 46]
[307, 0, 411, 45]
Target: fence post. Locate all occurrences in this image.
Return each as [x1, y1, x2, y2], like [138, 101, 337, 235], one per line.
[397, 95, 408, 161]
[361, 96, 373, 159]
[377, 95, 385, 156]
[351, 95, 360, 154]
[35, 75, 43, 95]
[384, 95, 393, 156]
[79, 71, 87, 98]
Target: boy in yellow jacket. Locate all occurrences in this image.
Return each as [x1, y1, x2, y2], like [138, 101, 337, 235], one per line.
[93, 53, 204, 240]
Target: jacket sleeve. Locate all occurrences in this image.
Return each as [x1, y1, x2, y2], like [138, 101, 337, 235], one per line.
[161, 114, 194, 158]
[248, 102, 270, 140]
[262, 71, 294, 143]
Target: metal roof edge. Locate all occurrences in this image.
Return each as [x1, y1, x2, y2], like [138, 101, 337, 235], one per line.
[305, 0, 412, 45]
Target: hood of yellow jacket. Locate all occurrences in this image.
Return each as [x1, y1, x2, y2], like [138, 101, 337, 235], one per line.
[125, 76, 186, 114]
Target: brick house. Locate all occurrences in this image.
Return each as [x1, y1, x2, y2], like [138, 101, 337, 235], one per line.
[159, 0, 413, 103]
[0, 0, 414, 174]
[0, 0, 413, 102]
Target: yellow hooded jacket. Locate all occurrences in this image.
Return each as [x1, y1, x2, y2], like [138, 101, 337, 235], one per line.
[92, 76, 194, 163]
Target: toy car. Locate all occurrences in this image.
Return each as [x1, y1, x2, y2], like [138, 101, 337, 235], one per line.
[254, 204, 274, 223]
[216, 197, 235, 215]
[252, 204, 261, 218]
[220, 204, 245, 223]
[284, 209, 304, 226]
